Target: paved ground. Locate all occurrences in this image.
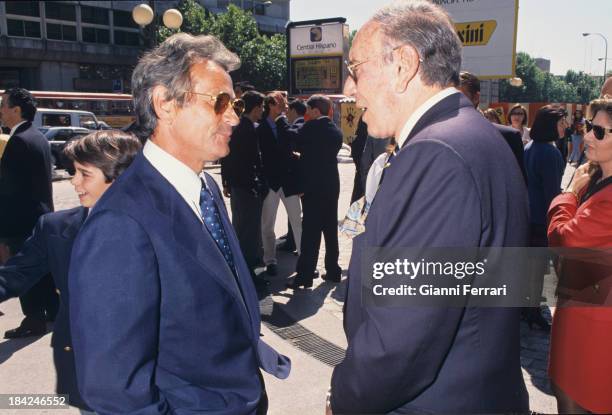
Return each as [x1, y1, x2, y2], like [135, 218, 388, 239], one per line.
[0, 160, 575, 414]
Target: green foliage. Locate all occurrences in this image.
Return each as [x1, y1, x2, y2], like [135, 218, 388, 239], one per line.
[156, 0, 286, 91]
[499, 52, 600, 103]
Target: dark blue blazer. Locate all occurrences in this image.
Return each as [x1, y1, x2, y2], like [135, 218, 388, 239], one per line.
[0, 121, 54, 238]
[0, 207, 89, 409]
[69, 152, 290, 414]
[331, 93, 530, 414]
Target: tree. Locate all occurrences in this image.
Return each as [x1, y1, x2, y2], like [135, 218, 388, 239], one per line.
[500, 52, 600, 103]
[157, 0, 287, 91]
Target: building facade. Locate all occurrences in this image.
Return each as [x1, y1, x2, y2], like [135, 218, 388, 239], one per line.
[200, 0, 289, 35]
[0, 0, 289, 92]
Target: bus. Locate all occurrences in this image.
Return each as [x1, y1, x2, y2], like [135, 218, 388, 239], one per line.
[0, 90, 135, 128]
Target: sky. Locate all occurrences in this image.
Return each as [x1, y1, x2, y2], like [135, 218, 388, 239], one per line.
[289, 0, 612, 76]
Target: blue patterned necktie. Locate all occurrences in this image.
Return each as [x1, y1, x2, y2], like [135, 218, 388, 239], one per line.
[199, 178, 235, 270]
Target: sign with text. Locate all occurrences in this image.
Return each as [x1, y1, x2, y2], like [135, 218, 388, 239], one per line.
[433, 0, 519, 79]
[287, 18, 348, 95]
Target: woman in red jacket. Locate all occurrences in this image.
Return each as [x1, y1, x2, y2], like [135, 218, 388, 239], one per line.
[547, 97, 612, 413]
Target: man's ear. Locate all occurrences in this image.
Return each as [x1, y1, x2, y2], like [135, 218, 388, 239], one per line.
[151, 85, 176, 124]
[394, 45, 421, 93]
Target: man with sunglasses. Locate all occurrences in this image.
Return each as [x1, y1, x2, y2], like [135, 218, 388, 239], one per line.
[329, 1, 529, 414]
[68, 33, 290, 414]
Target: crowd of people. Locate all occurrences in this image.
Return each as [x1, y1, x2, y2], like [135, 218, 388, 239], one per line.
[0, 0, 611, 414]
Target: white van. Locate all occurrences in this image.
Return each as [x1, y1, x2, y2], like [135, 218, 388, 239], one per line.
[33, 108, 100, 130]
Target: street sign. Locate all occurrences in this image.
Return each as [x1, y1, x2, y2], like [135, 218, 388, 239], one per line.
[287, 18, 349, 95]
[435, 0, 519, 79]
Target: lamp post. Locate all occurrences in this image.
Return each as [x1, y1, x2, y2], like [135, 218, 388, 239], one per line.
[133, 2, 183, 49]
[583, 32, 608, 86]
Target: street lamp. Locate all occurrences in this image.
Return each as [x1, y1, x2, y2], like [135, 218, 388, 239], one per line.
[509, 77, 523, 87]
[132, 3, 183, 48]
[583, 32, 608, 86]
[598, 57, 612, 62]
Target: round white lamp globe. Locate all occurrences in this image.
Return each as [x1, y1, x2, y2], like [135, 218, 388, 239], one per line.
[509, 77, 523, 87]
[163, 9, 183, 30]
[132, 4, 154, 27]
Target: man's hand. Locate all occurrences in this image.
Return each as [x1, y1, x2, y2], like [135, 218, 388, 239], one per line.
[567, 162, 591, 195]
[223, 186, 231, 198]
[271, 91, 288, 113]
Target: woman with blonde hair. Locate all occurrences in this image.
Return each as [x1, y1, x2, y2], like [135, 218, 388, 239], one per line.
[547, 97, 612, 413]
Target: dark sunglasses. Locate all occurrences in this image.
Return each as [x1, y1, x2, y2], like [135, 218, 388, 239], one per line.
[185, 91, 237, 115]
[591, 123, 612, 140]
[509, 111, 524, 117]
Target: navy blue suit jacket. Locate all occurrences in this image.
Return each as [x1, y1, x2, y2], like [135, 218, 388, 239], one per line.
[69, 153, 290, 414]
[0, 121, 54, 238]
[0, 207, 89, 409]
[331, 93, 529, 414]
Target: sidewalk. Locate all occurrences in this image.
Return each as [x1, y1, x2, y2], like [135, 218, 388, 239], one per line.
[0, 163, 564, 414]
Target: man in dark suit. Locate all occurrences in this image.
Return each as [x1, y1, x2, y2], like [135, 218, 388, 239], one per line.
[278, 99, 307, 253]
[277, 94, 343, 287]
[257, 94, 302, 276]
[0, 87, 57, 338]
[329, 2, 529, 413]
[0, 130, 141, 411]
[221, 90, 269, 286]
[459, 71, 528, 184]
[68, 34, 289, 414]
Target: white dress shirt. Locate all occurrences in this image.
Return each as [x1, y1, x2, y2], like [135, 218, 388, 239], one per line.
[143, 140, 207, 223]
[396, 87, 461, 149]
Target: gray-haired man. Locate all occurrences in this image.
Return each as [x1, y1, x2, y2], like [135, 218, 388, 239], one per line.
[329, 1, 529, 413]
[69, 33, 290, 414]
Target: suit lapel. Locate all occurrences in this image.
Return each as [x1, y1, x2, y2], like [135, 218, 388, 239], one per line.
[134, 157, 252, 326]
[60, 207, 88, 240]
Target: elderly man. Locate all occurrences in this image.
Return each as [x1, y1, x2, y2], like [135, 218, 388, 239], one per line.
[0, 88, 57, 338]
[69, 34, 289, 414]
[329, 1, 529, 413]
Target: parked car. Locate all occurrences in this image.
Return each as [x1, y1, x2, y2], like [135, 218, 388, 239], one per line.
[43, 127, 90, 173]
[33, 108, 100, 130]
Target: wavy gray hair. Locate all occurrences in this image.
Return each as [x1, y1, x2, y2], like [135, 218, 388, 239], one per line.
[131, 33, 240, 140]
[371, 0, 462, 88]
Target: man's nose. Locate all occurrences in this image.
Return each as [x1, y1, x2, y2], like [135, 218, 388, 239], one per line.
[343, 76, 357, 97]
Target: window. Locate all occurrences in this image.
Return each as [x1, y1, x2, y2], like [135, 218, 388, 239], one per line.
[254, 4, 266, 15]
[42, 114, 71, 127]
[5, 1, 40, 17]
[114, 30, 139, 46]
[7, 19, 41, 38]
[82, 27, 110, 44]
[45, 2, 76, 21]
[47, 23, 77, 41]
[217, 0, 241, 8]
[79, 115, 97, 129]
[113, 10, 137, 29]
[81, 6, 110, 25]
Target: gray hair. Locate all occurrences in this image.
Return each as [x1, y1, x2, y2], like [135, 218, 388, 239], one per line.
[371, 0, 462, 87]
[131, 33, 240, 140]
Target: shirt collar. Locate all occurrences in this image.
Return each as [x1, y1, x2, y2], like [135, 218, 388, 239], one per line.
[143, 140, 205, 219]
[397, 87, 460, 149]
[9, 120, 27, 137]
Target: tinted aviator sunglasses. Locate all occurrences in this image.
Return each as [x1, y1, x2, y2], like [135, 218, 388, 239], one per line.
[591, 123, 612, 140]
[185, 91, 237, 115]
